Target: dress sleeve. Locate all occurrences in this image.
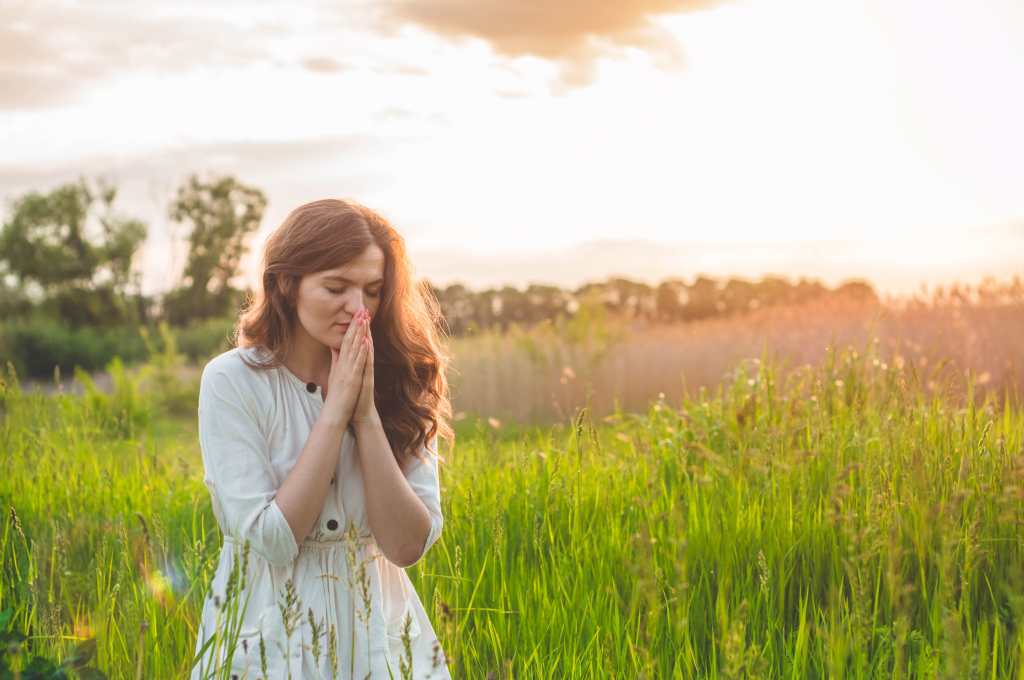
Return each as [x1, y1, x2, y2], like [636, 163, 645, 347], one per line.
[198, 364, 300, 568]
[403, 436, 444, 563]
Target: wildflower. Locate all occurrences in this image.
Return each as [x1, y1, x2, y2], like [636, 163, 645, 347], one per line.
[328, 623, 338, 677]
[399, 612, 414, 680]
[308, 608, 323, 667]
[757, 550, 769, 596]
[259, 632, 268, 678]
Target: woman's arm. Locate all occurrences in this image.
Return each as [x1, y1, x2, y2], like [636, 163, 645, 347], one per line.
[274, 409, 350, 549]
[354, 414, 433, 567]
[199, 366, 303, 568]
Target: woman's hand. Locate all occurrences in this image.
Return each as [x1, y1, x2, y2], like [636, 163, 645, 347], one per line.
[351, 311, 378, 427]
[323, 308, 370, 425]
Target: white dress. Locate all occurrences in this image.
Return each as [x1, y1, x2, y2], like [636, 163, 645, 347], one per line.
[190, 346, 451, 680]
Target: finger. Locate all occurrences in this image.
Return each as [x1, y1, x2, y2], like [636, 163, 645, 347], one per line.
[352, 314, 370, 355]
[341, 317, 359, 356]
[346, 310, 366, 344]
[356, 336, 369, 366]
[344, 320, 367, 361]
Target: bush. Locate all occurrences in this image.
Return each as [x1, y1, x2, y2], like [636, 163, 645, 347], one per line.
[74, 356, 152, 439]
[138, 322, 201, 418]
[0, 317, 148, 380]
[172, 316, 236, 362]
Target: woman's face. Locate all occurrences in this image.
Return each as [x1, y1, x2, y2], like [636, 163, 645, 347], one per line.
[295, 244, 386, 349]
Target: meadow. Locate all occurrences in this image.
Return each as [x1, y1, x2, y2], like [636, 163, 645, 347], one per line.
[2, 295, 1024, 678]
[449, 280, 1022, 423]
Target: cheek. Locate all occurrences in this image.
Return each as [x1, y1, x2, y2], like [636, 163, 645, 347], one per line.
[315, 291, 344, 310]
[301, 293, 340, 322]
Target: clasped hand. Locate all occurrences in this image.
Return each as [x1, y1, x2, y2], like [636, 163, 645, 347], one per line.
[326, 308, 377, 427]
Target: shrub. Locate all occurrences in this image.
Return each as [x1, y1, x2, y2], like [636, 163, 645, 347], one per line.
[172, 317, 236, 362]
[138, 323, 200, 418]
[0, 317, 148, 380]
[73, 356, 152, 438]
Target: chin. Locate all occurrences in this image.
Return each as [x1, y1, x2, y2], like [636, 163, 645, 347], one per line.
[318, 331, 341, 348]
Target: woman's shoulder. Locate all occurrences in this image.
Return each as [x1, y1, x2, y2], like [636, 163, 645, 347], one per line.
[198, 347, 279, 434]
[201, 346, 275, 389]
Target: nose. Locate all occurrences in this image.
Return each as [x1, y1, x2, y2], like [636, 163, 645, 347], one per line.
[346, 295, 369, 317]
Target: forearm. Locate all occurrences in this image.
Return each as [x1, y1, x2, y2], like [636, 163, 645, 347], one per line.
[276, 410, 349, 547]
[354, 415, 431, 567]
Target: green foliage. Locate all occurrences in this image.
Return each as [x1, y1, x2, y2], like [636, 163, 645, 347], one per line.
[162, 175, 266, 325]
[138, 322, 200, 418]
[0, 178, 147, 327]
[0, 317, 148, 380]
[0, 276, 32, 320]
[512, 297, 626, 376]
[170, 316, 236, 362]
[0, 607, 107, 679]
[73, 356, 152, 438]
[0, 315, 232, 383]
[2, 342, 1023, 677]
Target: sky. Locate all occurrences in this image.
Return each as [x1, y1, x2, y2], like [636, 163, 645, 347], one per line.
[1, 0, 1021, 297]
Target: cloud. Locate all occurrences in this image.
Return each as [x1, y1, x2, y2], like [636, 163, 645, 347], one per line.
[0, 135, 397, 201]
[0, 3, 279, 111]
[378, 63, 431, 77]
[380, 0, 724, 87]
[301, 56, 349, 73]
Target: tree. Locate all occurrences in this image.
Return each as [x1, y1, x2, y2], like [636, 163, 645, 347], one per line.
[834, 279, 877, 303]
[161, 175, 267, 325]
[684, 275, 719, 321]
[721, 277, 757, 315]
[655, 278, 688, 322]
[0, 178, 147, 326]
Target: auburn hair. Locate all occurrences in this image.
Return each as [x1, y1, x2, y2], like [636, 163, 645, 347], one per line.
[234, 198, 453, 469]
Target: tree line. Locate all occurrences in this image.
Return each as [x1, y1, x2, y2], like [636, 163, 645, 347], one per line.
[0, 174, 877, 376]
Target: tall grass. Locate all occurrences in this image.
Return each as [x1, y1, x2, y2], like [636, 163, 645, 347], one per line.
[2, 335, 1023, 677]
[449, 291, 1023, 423]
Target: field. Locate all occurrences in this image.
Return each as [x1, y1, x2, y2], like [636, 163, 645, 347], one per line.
[2, 296, 1024, 678]
[448, 287, 1022, 423]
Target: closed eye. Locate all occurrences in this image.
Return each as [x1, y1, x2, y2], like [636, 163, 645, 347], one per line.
[326, 287, 381, 297]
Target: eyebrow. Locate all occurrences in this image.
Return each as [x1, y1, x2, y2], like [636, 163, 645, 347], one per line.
[322, 275, 384, 285]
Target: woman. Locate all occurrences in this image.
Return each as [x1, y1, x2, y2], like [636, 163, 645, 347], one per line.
[190, 199, 453, 679]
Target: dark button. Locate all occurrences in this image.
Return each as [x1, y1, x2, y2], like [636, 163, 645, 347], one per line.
[306, 382, 317, 393]
[326, 519, 339, 531]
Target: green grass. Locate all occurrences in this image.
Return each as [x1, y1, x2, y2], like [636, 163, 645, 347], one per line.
[1, 341, 1023, 678]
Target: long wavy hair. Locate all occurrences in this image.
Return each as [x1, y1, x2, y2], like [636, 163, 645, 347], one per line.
[234, 198, 453, 469]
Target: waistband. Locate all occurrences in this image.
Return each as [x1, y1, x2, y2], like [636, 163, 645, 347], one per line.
[223, 533, 376, 551]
